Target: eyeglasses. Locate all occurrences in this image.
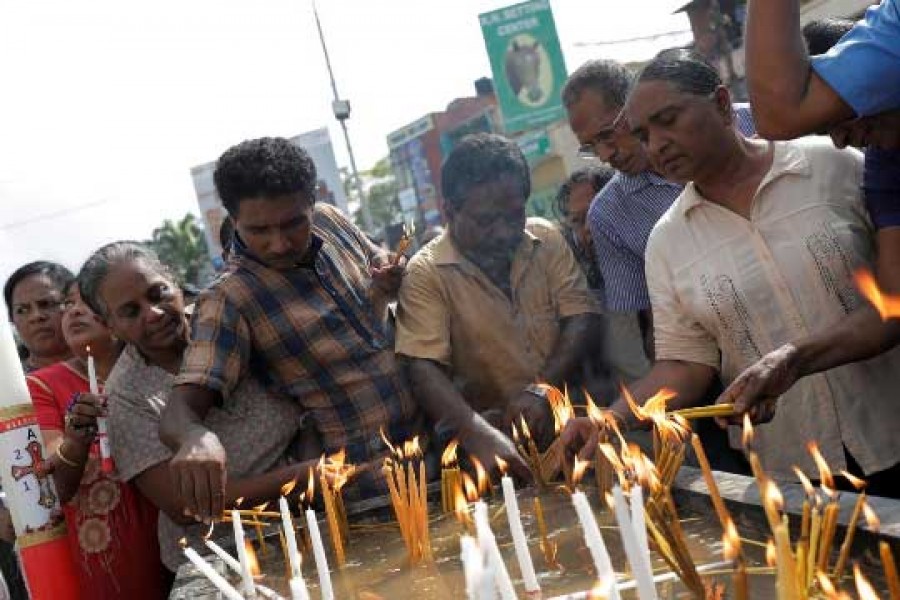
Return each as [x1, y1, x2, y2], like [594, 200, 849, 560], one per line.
[577, 115, 628, 159]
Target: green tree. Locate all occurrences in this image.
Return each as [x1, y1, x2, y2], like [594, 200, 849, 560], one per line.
[344, 157, 404, 235]
[147, 213, 209, 287]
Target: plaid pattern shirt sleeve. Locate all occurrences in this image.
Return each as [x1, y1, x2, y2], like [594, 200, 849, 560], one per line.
[175, 288, 252, 400]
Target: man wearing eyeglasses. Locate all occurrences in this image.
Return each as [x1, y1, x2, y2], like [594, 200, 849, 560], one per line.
[562, 59, 755, 357]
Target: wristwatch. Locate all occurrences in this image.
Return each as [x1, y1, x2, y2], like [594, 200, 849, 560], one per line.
[524, 383, 548, 399]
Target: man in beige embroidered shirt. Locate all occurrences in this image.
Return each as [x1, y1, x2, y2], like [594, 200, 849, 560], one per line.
[396, 134, 607, 473]
[563, 51, 900, 496]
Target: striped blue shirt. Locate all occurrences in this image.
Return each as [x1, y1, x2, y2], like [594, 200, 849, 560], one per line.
[588, 103, 756, 311]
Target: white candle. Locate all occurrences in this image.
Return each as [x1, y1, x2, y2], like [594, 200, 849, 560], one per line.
[289, 578, 311, 600]
[182, 546, 245, 600]
[571, 491, 621, 600]
[232, 509, 257, 597]
[459, 535, 484, 600]
[305, 508, 334, 600]
[204, 538, 242, 574]
[86, 351, 113, 472]
[499, 475, 540, 593]
[279, 497, 302, 578]
[473, 500, 516, 600]
[630, 485, 650, 559]
[612, 486, 658, 600]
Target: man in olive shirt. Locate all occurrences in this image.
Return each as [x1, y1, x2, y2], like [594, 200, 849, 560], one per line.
[396, 134, 608, 472]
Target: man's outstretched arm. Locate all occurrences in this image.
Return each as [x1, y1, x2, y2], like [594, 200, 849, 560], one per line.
[745, 0, 854, 139]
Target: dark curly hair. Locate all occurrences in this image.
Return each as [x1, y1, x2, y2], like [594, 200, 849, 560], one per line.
[440, 133, 530, 213]
[562, 59, 634, 110]
[213, 137, 318, 216]
[4, 261, 75, 320]
[556, 165, 615, 218]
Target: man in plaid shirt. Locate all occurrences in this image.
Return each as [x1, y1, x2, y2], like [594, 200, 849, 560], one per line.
[160, 137, 426, 519]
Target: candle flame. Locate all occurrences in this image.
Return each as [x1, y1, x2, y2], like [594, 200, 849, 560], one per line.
[840, 470, 867, 491]
[472, 457, 490, 495]
[519, 416, 533, 440]
[817, 572, 838, 598]
[855, 269, 900, 320]
[86, 344, 92, 355]
[454, 485, 469, 521]
[572, 456, 589, 485]
[598, 443, 624, 473]
[765, 539, 777, 567]
[854, 563, 880, 600]
[764, 481, 785, 512]
[254, 502, 269, 513]
[587, 578, 610, 599]
[862, 503, 880, 533]
[722, 518, 741, 560]
[793, 466, 816, 498]
[179, 537, 188, 549]
[281, 477, 299, 497]
[235, 497, 245, 508]
[462, 472, 479, 503]
[380, 427, 400, 459]
[244, 539, 261, 578]
[621, 384, 646, 422]
[441, 440, 459, 467]
[495, 456, 508, 475]
[807, 442, 835, 490]
[585, 390, 604, 424]
[604, 492, 615, 511]
[511, 422, 521, 443]
[742, 414, 754, 449]
[307, 467, 315, 501]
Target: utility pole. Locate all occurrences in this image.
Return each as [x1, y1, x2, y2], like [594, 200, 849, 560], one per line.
[312, 0, 373, 232]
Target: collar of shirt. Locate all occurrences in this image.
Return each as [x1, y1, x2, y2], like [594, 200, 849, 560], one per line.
[232, 230, 324, 270]
[678, 141, 812, 216]
[431, 229, 542, 268]
[614, 169, 682, 197]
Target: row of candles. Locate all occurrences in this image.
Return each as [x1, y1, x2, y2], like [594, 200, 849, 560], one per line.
[176, 382, 900, 600]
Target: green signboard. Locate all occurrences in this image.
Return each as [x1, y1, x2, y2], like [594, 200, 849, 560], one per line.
[479, 0, 568, 134]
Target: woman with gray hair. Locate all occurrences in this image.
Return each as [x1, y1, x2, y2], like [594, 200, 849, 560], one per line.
[79, 241, 319, 573]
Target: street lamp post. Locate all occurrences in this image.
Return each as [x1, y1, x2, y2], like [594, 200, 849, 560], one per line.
[312, 0, 374, 233]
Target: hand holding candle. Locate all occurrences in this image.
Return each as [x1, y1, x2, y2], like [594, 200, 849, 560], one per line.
[86, 347, 114, 473]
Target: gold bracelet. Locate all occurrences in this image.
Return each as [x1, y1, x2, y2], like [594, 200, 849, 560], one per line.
[56, 444, 81, 468]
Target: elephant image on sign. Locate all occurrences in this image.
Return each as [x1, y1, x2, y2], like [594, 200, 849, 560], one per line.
[505, 37, 546, 105]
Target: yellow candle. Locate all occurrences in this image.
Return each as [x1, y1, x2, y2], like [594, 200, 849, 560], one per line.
[881, 541, 900, 600]
[833, 491, 866, 581]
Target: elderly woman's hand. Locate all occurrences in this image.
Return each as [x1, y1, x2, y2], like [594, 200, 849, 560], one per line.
[169, 429, 228, 522]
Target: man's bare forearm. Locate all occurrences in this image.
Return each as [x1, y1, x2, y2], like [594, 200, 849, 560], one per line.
[404, 357, 478, 435]
[608, 360, 718, 425]
[159, 384, 221, 450]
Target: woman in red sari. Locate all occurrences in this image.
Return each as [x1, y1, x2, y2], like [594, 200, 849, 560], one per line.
[28, 281, 169, 599]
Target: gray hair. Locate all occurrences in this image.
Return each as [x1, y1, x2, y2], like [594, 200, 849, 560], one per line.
[78, 241, 173, 318]
[562, 59, 634, 110]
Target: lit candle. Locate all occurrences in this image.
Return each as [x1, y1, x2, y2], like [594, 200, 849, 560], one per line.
[279, 496, 309, 600]
[86, 348, 114, 473]
[459, 535, 484, 600]
[473, 500, 516, 600]
[571, 490, 621, 600]
[630, 485, 650, 560]
[305, 505, 334, 600]
[833, 491, 867, 580]
[182, 545, 245, 600]
[612, 486, 657, 600]
[499, 472, 540, 593]
[231, 509, 257, 597]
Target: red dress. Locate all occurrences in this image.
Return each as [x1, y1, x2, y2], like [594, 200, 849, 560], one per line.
[28, 362, 168, 600]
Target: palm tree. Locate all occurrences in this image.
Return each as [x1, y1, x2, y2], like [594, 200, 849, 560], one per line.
[147, 213, 209, 286]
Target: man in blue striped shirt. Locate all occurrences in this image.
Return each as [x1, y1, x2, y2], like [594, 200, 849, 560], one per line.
[563, 58, 755, 356]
